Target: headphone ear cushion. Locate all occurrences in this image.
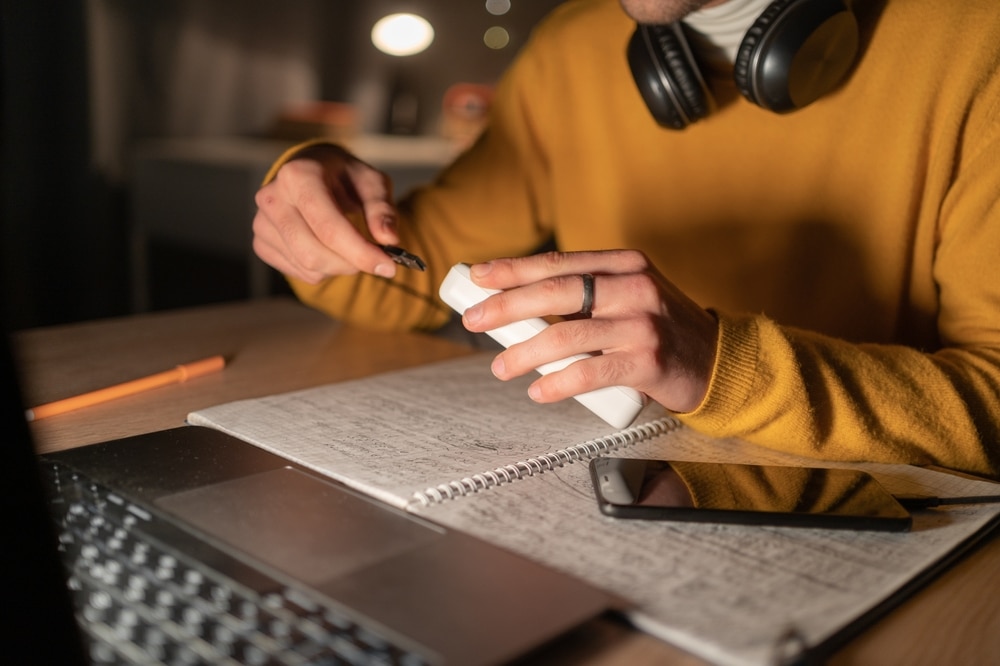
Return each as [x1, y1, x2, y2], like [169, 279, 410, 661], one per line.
[627, 24, 711, 130]
[735, 0, 858, 112]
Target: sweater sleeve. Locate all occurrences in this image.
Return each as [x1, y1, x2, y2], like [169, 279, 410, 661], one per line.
[679, 49, 1000, 481]
[681, 143, 1000, 481]
[680, 312, 1000, 480]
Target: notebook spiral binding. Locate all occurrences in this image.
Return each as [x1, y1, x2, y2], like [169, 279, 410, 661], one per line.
[409, 416, 681, 508]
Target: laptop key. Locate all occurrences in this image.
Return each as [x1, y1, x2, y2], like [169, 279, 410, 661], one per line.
[44, 461, 435, 666]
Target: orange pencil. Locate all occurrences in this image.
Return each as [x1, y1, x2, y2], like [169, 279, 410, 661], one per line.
[25, 355, 226, 421]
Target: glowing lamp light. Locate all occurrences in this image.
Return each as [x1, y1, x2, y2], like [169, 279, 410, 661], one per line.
[371, 13, 435, 57]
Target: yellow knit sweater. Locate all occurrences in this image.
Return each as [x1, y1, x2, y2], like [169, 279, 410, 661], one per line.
[273, 0, 1000, 479]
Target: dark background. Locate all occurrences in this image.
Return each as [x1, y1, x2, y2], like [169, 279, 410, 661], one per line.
[1, 0, 566, 330]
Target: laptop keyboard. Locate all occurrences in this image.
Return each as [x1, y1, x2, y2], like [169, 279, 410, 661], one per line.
[43, 461, 434, 666]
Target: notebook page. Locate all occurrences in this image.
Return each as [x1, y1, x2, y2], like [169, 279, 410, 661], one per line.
[418, 430, 1000, 666]
[188, 353, 667, 509]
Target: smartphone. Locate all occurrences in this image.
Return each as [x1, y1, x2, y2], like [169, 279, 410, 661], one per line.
[589, 457, 912, 531]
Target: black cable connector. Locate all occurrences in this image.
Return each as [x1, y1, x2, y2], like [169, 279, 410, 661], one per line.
[894, 495, 1000, 510]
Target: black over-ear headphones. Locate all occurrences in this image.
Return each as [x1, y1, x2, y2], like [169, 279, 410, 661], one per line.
[628, 0, 859, 129]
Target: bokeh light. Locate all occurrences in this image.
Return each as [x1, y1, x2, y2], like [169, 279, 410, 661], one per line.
[485, 0, 511, 16]
[371, 14, 435, 56]
[483, 26, 510, 50]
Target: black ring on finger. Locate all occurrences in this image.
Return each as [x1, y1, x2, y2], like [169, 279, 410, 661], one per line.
[579, 273, 595, 318]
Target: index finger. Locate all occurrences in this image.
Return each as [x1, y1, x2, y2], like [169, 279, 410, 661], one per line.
[469, 250, 653, 289]
[271, 148, 404, 278]
[284, 166, 399, 278]
[344, 159, 401, 247]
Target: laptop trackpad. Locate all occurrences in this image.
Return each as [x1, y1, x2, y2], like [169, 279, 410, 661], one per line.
[156, 467, 442, 586]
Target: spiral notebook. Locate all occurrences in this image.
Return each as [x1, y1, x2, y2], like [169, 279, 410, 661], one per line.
[188, 353, 1000, 666]
[17, 368, 617, 665]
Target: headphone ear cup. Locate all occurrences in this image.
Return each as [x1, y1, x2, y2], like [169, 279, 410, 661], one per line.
[627, 24, 711, 130]
[734, 0, 859, 112]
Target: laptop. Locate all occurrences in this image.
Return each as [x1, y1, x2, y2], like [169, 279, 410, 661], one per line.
[1, 327, 612, 665]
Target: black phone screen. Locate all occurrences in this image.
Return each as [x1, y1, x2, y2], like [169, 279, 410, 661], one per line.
[589, 458, 911, 531]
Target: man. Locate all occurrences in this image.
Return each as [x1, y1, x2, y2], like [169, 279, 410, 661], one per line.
[252, 0, 1000, 480]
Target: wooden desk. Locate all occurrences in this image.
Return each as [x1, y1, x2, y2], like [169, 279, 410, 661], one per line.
[13, 298, 1000, 665]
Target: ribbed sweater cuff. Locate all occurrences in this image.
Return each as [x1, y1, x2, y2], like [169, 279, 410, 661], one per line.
[261, 138, 337, 186]
[679, 311, 760, 432]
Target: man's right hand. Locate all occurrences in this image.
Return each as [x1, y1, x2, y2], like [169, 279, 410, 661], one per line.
[252, 143, 402, 283]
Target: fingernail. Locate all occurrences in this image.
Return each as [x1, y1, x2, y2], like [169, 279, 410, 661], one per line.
[491, 355, 505, 378]
[463, 305, 483, 325]
[470, 261, 493, 278]
[374, 262, 396, 278]
[528, 384, 542, 402]
[381, 214, 398, 236]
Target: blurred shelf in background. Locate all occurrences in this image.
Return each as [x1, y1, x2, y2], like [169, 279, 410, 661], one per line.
[130, 134, 461, 312]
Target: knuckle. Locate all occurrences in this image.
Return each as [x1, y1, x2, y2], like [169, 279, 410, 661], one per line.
[270, 212, 300, 241]
[484, 256, 516, 277]
[636, 319, 672, 371]
[310, 217, 341, 249]
[348, 162, 390, 194]
[274, 162, 314, 191]
[632, 270, 659, 293]
[630, 315, 660, 346]
[301, 269, 330, 285]
[596, 356, 628, 386]
[572, 358, 607, 388]
[635, 358, 667, 393]
[549, 320, 591, 351]
[251, 236, 273, 263]
[281, 157, 319, 179]
[490, 290, 519, 320]
[538, 250, 571, 273]
[622, 272, 660, 309]
[297, 253, 328, 275]
[620, 249, 652, 272]
[539, 275, 569, 300]
[253, 187, 274, 211]
[291, 185, 324, 215]
[367, 200, 396, 218]
[595, 349, 646, 389]
[250, 212, 267, 236]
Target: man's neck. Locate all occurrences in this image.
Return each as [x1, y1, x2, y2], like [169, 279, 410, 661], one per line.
[684, 0, 773, 64]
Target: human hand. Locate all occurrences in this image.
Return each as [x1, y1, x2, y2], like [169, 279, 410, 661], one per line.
[252, 143, 403, 283]
[460, 250, 719, 413]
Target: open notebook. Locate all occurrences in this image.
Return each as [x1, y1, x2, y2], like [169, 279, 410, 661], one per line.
[189, 353, 1000, 666]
